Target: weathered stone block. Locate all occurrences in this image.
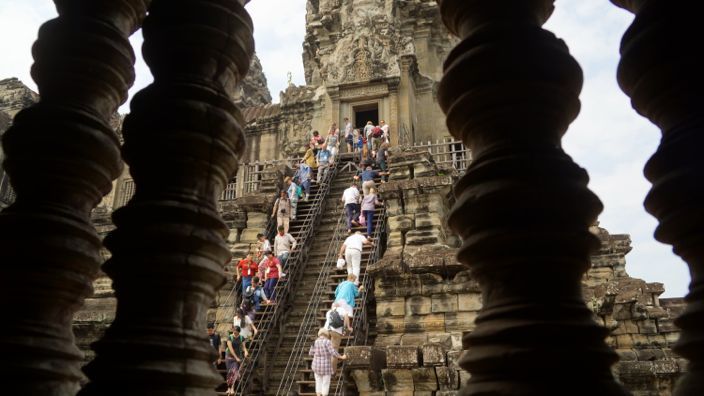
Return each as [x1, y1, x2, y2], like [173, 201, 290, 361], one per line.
[638, 319, 658, 334]
[377, 317, 406, 334]
[404, 313, 446, 333]
[387, 230, 404, 248]
[457, 293, 482, 312]
[377, 297, 406, 317]
[246, 212, 268, 228]
[388, 214, 415, 232]
[239, 228, 261, 243]
[612, 320, 638, 335]
[345, 346, 387, 370]
[421, 343, 446, 366]
[387, 346, 420, 368]
[375, 334, 402, 347]
[401, 333, 428, 346]
[432, 294, 458, 313]
[406, 296, 432, 315]
[350, 370, 384, 392]
[414, 162, 437, 178]
[227, 229, 239, 243]
[406, 227, 445, 245]
[414, 212, 443, 229]
[376, 275, 422, 298]
[447, 350, 461, 369]
[458, 370, 471, 387]
[427, 333, 452, 350]
[404, 245, 465, 276]
[444, 312, 477, 332]
[412, 367, 438, 391]
[382, 369, 415, 391]
[386, 199, 403, 216]
[419, 273, 445, 296]
[436, 366, 460, 390]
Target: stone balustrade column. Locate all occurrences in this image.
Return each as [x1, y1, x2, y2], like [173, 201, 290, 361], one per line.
[79, 0, 253, 393]
[610, 1, 704, 394]
[436, 1, 627, 394]
[0, 1, 147, 394]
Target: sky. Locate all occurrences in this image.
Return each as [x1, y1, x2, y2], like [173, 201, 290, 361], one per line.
[0, 1, 690, 297]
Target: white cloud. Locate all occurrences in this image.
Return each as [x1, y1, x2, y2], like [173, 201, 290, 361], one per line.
[0, 1, 690, 297]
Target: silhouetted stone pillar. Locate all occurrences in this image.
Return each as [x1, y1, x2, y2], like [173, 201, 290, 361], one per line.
[436, 1, 627, 394]
[0, 1, 146, 394]
[611, 1, 704, 394]
[79, 0, 253, 394]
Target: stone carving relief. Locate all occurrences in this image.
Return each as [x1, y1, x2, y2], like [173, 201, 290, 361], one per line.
[317, 2, 401, 85]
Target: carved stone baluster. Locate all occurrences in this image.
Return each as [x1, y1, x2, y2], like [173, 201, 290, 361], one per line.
[79, 0, 253, 393]
[611, 1, 704, 394]
[436, 1, 627, 394]
[0, 1, 147, 394]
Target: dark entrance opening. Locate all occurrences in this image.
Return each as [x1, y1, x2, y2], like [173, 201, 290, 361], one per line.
[354, 104, 379, 130]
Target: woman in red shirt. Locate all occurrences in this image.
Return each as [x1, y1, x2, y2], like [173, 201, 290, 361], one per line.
[236, 252, 258, 294]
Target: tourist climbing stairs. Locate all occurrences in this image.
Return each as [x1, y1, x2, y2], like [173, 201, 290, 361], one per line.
[214, 162, 339, 395]
[273, 157, 387, 396]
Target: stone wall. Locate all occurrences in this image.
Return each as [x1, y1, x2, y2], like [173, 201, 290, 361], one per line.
[74, 183, 283, 365]
[346, 149, 685, 395]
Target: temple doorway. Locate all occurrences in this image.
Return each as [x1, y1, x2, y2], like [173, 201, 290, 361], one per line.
[353, 103, 379, 130]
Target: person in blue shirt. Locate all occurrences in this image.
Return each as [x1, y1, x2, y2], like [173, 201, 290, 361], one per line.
[316, 144, 333, 183]
[354, 165, 389, 195]
[334, 274, 364, 310]
[285, 176, 299, 219]
[296, 163, 312, 201]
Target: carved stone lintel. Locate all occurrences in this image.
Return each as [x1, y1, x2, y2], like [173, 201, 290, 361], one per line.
[611, 1, 704, 394]
[0, 1, 146, 394]
[437, 0, 626, 394]
[79, 0, 253, 394]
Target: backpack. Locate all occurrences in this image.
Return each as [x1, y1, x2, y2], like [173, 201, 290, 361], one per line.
[243, 286, 255, 306]
[296, 185, 304, 198]
[372, 127, 383, 138]
[328, 309, 344, 329]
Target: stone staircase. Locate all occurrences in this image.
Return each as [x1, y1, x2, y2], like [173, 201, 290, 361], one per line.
[213, 162, 338, 395]
[266, 156, 385, 396]
[262, 162, 361, 395]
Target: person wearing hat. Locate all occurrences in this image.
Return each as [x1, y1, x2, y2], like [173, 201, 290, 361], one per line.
[309, 328, 347, 396]
[271, 190, 291, 233]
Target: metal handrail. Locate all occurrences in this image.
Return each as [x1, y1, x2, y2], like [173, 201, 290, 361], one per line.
[234, 161, 340, 395]
[333, 204, 386, 395]
[214, 202, 278, 333]
[275, 206, 348, 394]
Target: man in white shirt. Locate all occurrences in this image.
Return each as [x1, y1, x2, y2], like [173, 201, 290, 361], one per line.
[379, 120, 390, 144]
[343, 117, 354, 153]
[341, 182, 361, 233]
[274, 225, 297, 269]
[338, 231, 373, 284]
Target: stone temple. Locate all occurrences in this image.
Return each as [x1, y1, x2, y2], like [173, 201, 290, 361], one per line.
[1, 1, 701, 396]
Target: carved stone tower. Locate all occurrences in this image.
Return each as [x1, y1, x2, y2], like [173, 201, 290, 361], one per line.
[302, 0, 456, 145]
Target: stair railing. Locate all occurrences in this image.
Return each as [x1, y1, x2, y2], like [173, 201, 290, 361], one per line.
[332, 203, 387, 395]
[235, 161, 340, 395]
[275, 208, 348, 395]
[214, 200, 279, 333]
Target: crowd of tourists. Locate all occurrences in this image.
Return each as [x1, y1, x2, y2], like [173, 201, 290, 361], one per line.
[208, 117, 391, 396]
